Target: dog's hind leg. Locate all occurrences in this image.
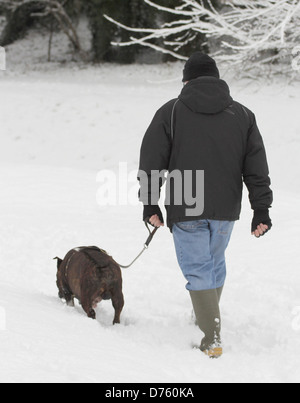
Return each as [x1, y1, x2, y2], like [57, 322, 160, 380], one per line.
[111, 288, 124, 325]
[58, 286, 75, 307]
[65, 293, 75, 307]
[85, 306, 96, 320]
[56, 258, 74, 306]
[81, 297, 96, 320]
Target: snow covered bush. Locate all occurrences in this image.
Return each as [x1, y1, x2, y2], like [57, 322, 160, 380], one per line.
[105, 0, 300, 73]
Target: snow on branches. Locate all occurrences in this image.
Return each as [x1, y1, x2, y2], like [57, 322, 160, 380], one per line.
[105, 0, 300, 71]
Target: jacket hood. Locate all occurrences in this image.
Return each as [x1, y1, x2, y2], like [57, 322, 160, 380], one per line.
[179, 76, 233, 114]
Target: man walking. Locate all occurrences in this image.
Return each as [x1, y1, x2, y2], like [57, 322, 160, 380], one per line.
[138, 53, 273, 358]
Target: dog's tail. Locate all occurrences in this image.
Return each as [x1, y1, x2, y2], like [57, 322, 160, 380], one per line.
[53, 257, 63, 269]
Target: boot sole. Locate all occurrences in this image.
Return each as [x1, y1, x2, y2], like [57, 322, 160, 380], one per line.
[203, 347, 223, 359]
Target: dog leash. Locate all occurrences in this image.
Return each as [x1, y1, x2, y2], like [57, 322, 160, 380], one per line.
[117, 222, 159, 269]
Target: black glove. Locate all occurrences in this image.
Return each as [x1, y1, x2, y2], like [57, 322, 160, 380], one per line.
[251, 209, 272, 236]
[143, 205, 164, 226]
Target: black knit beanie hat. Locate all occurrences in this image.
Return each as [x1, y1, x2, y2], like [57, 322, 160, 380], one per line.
[182, 52, 220, 82]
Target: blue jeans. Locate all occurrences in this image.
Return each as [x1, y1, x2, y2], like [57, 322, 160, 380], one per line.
[173, 220, 235, 291]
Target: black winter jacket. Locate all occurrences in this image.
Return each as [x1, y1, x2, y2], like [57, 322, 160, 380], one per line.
[139, 77, 273, 230]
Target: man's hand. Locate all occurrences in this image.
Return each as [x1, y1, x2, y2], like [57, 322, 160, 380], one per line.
[143, 205, 164, 228]
[252, 223, 269, 238]
[149, 214, 164, 228]
[251, 209, 272, 238]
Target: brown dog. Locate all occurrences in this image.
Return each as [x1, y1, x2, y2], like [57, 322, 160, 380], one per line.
[55, 246, 124, 324]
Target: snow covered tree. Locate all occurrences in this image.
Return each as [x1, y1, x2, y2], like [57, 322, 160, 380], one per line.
[103, 0, 222, 59]
[105, 0, 300, 71]
[87, 0, 177, 63]
[158, 0, 222, 57]
[0, 0, 85, 59]
[87, 0, 150, 63]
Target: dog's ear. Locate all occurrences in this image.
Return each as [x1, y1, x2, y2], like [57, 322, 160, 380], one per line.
[53, 257, 63, 269]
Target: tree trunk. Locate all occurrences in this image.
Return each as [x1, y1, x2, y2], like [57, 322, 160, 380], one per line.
[87, 0, 133, 63]
[87, 0, 167, 63]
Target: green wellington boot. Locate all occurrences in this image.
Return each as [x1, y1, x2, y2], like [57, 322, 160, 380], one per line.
[189, 289, 222, 358]
[217, 286, 223, 303]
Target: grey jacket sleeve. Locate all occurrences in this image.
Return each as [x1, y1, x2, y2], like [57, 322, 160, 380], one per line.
[243, 114, 273, 211]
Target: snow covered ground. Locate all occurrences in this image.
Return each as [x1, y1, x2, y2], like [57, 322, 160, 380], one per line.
[1, 36, 300, 383]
